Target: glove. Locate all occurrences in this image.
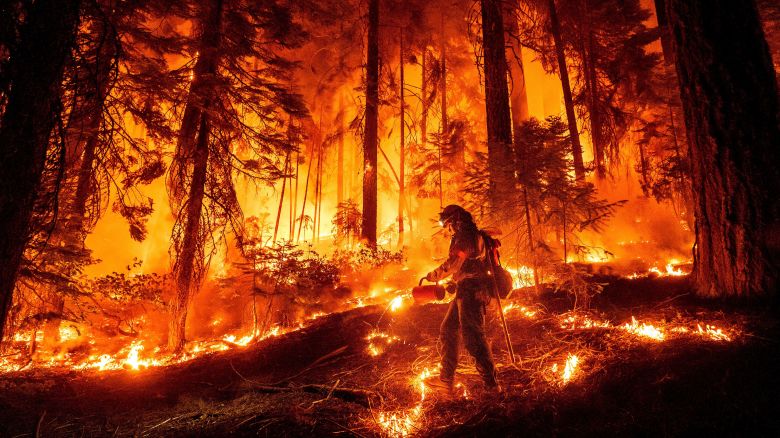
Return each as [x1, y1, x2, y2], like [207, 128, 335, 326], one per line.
[425, 271, 436, 282]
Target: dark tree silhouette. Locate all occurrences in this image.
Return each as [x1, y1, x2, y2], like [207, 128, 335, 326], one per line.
[0, 0, 81, 341]
[667, 0, 780, 298]
[362, 0, 379, 247]
[479, 0, 515, 210]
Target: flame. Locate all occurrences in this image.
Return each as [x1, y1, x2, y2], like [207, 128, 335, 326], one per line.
[503, 302, 537, 319]
[505, 265, 536, 289]
[389, 295, 405, 312]
[622, 316, 665, 341]
[550, 353, 580, 385]
[697, 324, 732, 341]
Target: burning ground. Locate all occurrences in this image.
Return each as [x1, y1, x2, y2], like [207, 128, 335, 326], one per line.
[1, 275, 778, 437]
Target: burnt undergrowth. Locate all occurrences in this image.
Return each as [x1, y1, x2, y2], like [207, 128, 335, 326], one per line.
[0, 276, 778, 437]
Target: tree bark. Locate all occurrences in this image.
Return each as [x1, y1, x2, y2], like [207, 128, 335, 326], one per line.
[337, 97, 344, 206]
[0, 0, 81, 341]
[548, 0, 585, 181]
[503, 5, 530, 129]
[168, 0, 223, 352]
[398, 29, 405, 248]
[480, 0, 515, 209]
[362, 0, 379, 247]
[653, 0, 675, 64]
[667, 0, 780, 299]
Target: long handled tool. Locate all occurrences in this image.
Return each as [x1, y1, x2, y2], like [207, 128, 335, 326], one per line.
[487, 256, 517, 365]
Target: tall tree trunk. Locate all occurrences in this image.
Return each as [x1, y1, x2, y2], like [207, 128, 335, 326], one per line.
[421, 48, 428, 153]
[548, 0, 585, 181]
[0, 0, 81, 341]
[480, 0, 515, 209]
[440, 13, 448, 135]
[337, 97, 344, 206]
[503, 5, 530, 130]
[653, 0, 675, 64]
[583, 26, 606, 179]
[398, 29, 405, 248]
[170, 113, 211, 353]
[667, 0, 780, 299]
[362, 0, 379, 247]
[44, 17, 118, 344]
[168, 0, 223, 353]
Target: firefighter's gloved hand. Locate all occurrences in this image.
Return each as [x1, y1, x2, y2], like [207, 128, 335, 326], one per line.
[425, 272, 436, 282]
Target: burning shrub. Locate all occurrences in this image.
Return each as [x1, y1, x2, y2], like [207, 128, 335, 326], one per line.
[550, 262, 606, 309]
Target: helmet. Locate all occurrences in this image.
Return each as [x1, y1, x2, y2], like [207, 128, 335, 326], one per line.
[438, 204, 469, 226]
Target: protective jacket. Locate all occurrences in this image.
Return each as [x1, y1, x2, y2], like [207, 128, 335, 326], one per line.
[427, 225, 488, 283]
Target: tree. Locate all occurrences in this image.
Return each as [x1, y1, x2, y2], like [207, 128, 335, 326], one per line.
[166, 0, 307, 352]
[362, 0, 379, 247]
[666, 0, 780, 298]
[479, 0, 515, 211]
[0, 0, 81, 341]
[547, 0, 585, 180]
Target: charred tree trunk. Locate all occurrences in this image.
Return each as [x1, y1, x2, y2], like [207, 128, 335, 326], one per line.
[667, 0, 780, 299]
[362, 0, 379, 247]
[0, 0, 80, 341]
[398, 29, 405, 248]
[440, 13, 448, 135]
[337, 98, 344, 206]
[583, 27, 606, 179]
[168, 0, 223, 353]
[548, 0, 585, 181]
[480, 0, 515, 210]
[503, 5, 530, 129]
[421, 48, 428, 152]
[44, 18, 118, 344]
[653, 0, 675, 64]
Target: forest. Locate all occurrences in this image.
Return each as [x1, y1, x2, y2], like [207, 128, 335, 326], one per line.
[0, 0, 778, 436]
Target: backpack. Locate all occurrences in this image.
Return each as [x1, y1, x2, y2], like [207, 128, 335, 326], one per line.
[479, 230, 514, 299]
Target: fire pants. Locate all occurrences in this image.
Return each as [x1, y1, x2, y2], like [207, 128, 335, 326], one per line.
[439, 279, 497, 387]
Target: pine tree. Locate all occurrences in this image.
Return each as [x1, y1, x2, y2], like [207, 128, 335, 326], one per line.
[666, 0, 780, 298]
[0, 0, 82, 341]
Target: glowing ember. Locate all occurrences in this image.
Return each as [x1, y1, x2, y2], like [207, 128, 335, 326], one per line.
[622, 316, 665, 341]
[366, 330, 400, 356]
[377, 405, 423, 437]
[503, 303, 537, 319]
[560, 313, 612, 330]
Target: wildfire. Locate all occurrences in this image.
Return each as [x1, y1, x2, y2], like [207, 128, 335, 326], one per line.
[502, 302, 537, 319]
[389, 295, 405, 312]
[696, 324, 732, 341]
[376, 367, 434, 437]
[628, 259, 691, 279]
[648, 262, 686, 277]
[550, 353, 580, 385]
[622, 316, 665, 341]
[366, 330, 400, 357]
[506, 265, 536, 289]
[559, 313, 611, 330]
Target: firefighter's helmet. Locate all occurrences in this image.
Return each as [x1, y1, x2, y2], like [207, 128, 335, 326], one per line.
[439, 204, 470, 226]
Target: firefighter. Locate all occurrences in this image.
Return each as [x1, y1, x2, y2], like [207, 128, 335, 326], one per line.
[424, 204, 500, 394]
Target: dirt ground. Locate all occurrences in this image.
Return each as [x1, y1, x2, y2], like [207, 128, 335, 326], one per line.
[1, 275, 779, 437]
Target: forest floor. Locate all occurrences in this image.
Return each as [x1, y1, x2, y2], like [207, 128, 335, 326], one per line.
[1, 275, 779, 437]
